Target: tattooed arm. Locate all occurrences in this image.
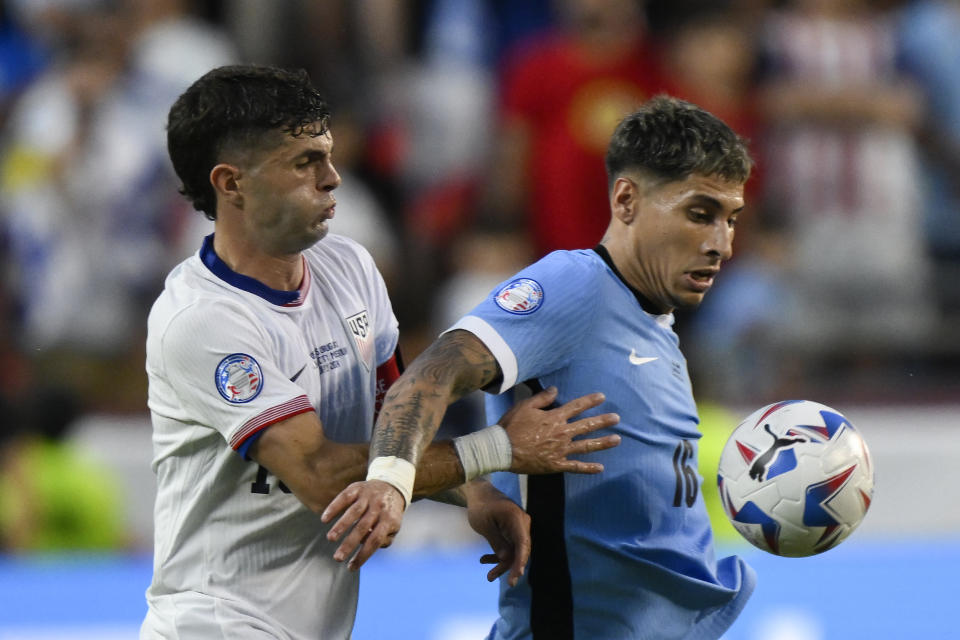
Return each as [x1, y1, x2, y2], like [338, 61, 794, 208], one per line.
[369, 330, 501, 467]
[321, 330, 620, 571]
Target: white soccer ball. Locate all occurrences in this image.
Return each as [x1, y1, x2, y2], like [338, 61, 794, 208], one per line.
[717, 400, 875, 557]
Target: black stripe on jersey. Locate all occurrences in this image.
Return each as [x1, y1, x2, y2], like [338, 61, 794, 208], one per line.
[523, 379, 574, 639]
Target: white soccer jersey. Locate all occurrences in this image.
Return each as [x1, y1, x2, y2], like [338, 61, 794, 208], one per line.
[141, 233, 398, 640]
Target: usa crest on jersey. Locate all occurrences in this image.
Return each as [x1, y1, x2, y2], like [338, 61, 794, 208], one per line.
[345, 310, 373, 370]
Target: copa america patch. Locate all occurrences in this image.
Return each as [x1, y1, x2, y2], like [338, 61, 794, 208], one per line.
[494, 278, 544, 315]
[215, 353, 263, 403]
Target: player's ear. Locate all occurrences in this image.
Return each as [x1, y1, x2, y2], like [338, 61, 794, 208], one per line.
[611, 176, 638, 224]
[210, 163, 244, 209]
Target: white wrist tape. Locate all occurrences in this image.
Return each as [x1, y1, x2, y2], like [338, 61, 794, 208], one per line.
[453, 424, 513, 482]
[366, 456, 416, 509]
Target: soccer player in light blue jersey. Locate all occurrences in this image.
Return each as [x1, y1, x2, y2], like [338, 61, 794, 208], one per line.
[327, 94, 755, 639]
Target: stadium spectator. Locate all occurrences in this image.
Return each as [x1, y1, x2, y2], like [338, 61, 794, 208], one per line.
[754, 0, 934, 374]
[0, 0, 235, 414]
[0, 0, 48, 126]
[481, 0, 671, 258]
[897, 0, 960, 319]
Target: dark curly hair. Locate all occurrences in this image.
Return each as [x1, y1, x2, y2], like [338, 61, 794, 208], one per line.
[167, 65, 331, 220]
[605, 95, 752, 191]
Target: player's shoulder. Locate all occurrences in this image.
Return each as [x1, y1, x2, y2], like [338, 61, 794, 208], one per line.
[527, 248, 611, 285]
[149, 256, 256, 337]
[307, 232, 372, 259]
[305, 233, 378, 272]
[488, 249, 609, 315]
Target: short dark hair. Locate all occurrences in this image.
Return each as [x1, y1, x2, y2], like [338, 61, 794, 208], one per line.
[167, 65, 331, 219]
[604, 94, 752, 191]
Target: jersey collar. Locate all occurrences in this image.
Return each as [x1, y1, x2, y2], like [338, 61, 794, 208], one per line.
[592, 244, 671, 322]
[199, 234, 310, 307]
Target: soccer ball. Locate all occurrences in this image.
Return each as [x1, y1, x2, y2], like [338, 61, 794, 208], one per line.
[717, 400, 874, 557]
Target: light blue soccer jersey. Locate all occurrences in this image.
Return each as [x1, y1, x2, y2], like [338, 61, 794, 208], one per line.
[448, 247, 755, 640]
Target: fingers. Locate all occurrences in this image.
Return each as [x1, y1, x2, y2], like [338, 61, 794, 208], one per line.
[568, 433, 621, 455]
[323, 481, 404, 569]
[508, 526, 531, 587]
[479, 545, 528, 586]
[555, 391, 606, 420]
[479, 550, 517, 585]
[330, 509, 376, 563]
[324, 499, 368, 541]
[555, 460, 606, 474]
[320, 485, 358, 524]
[331, 512, 399, 569]
[566, 412, 620, 437]
[485, 557, 510, 583]
[347, 524, 396, 571]
[524, 385, 558, 409]
[548, 432, 620, 474]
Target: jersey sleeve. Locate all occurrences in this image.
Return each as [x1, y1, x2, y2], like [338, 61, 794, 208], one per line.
[157, 299, 314, 452]
[446, 251, 598, 393]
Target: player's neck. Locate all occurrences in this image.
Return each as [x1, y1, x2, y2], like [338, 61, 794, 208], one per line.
[212, 230, 304, 292]
[599, 240, 671, 315]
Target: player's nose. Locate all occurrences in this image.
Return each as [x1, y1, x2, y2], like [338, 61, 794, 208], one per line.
[702, 223, 733, 261]
[319, 163, 341, 192]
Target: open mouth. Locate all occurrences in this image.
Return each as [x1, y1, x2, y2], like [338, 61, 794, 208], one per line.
[686, 269, 717, 292]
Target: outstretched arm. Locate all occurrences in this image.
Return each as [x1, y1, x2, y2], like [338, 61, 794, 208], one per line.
[321, 330, 621, 570]
[369, 329, 502, 467]
[250, 379, 615, 568]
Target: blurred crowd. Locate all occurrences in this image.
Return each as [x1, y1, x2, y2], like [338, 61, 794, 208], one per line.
[0, 0, 959, 551]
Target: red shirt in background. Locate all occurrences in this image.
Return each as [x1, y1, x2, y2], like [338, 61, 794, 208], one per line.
[500, 33, 670, 257]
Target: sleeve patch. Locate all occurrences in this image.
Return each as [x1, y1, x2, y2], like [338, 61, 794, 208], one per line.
[216, 353, 264, 403]
[494, 278, 544, 315]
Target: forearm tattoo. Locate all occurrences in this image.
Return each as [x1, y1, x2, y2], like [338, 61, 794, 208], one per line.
[370, 331, 500, 463]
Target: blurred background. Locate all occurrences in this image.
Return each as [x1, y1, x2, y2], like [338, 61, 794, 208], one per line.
[0, 0, 957, 638]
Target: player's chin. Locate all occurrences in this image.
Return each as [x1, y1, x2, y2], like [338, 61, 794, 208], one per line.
[306, 220, 329, 244]
[673, 289, 707, 310]
[284, 225, 328, 253]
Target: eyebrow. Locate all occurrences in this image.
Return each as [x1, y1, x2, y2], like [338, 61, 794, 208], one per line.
[687, 193, 744, 214]
[295, 146, 333, 162]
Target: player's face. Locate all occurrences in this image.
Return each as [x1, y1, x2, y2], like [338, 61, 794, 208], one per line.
[621, 172, 744, 311]
[238, 126, 341, 255]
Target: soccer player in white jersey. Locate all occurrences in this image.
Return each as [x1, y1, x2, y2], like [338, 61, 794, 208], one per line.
[141, 65, 622, 639]
[327, 95, 756, 639]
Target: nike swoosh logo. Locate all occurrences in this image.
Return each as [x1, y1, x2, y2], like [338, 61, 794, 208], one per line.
[629, 350, 658, 366]
[290, 365, 307, 382]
